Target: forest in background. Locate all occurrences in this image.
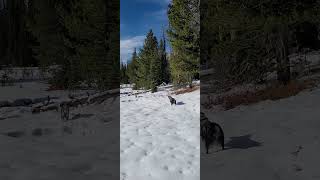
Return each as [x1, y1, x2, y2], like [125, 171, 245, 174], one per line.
[201, 0, 320, 90]
[0, 0, 119, 91]
[120, 0, 200, 92]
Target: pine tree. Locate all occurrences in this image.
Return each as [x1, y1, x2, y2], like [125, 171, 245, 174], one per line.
[27, 0, 69, 88]
[136, 29, 159, 90]
[120, 62, 129, 84]
[7, 0, 34, 66]
[55, 0, 119, 90]
[0, 2, 8, 64]
[203, 0, 320, 86]
[150, 43, 161, 92]
[27, 0, 65, 66]
[167, 0, 200, 86]
[28, 0, 119, 90]
[159, 32, 170, 84]
[127, 48, 138, 85]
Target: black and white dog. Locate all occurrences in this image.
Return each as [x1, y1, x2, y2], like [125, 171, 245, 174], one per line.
[167, 95, 176, 105]
[200, 112, 224, 154]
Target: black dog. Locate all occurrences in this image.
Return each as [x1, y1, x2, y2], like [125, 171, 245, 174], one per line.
[200, 112, 224, 154]
[167, 96, 176, 105]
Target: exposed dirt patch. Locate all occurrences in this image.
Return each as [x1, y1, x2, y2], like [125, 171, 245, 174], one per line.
[203, 79, 317, 110]
[174, 86, 200, 95]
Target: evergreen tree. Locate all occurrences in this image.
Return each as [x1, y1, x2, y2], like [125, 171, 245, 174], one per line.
[27, 0, 70, 88]
[120, 62, 129, 84]
[28, 0, 119, 90]
[202, 0, 320, 87]
[150, 44, 161, 92]
[136, 29, 159, 89]
[27, 0, 65, 66]
[167, 0, 200, 86]
[127, 48, 138, 85]
[0, 4, 8, 64]
[6, 0, 35, 66]
[103, 0, 120, 90]
[159, 32, 170, 84]
[56, 0, 117, 90]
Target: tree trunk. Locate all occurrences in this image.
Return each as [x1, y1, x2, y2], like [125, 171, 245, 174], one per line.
[276, 30, 291, 85]
[230, 29, 236, 41]
[277, 57, 291, 85]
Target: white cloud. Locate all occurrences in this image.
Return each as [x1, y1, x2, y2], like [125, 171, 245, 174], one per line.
[120, 36, 145, 64]
[148, 9, 168, 21]
[135, 0, 171, 6]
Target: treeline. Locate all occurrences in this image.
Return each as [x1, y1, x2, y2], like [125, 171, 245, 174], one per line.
[121, 30, 170, 92]
[0, 0, 37, 67]
[0, 0, 119, 90]
[167, 0, 200, 86]
[201, 0, 320, 88]
[121, 0, 200, 91]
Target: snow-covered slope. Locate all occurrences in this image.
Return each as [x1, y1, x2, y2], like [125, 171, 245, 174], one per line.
[0, 81, 78, 102]
[120, 88, 200, 180]
[201, 86, 320, 180]
[0, 83, 119, 179]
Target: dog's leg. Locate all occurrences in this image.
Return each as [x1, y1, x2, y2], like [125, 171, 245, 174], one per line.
[221, 135, 224, 150]
[219, 136, 224, 150]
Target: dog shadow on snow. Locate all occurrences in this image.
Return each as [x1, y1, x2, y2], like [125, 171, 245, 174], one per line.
[224, 134, 262, 150]
[176, 101, 185, 105]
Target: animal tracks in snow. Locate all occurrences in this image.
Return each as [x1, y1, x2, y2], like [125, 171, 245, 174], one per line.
[120, 88, 200, 180]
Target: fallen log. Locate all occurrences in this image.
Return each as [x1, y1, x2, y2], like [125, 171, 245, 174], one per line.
[32, 103, 59, 114]
[87, 89, 119, 104]
[59, 88, 119, 121]
[31, 89, 119, 116]
[42, 104, 59, 112]
[0, 95, 56, 109]
[127, 90, 150, 97]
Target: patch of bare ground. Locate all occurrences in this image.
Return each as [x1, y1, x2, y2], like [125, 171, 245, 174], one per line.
[203, 79, 317, 111]
[46, 84, 65, 91]
[173, 86, 200, 95]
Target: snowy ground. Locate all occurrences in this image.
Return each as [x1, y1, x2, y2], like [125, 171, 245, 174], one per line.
[202, 86, 320, 180]
[3, 79, 320, 180]
[0, 82, 119, 180]
[120, 87, 200, 180]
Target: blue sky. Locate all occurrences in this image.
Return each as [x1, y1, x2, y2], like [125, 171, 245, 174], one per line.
[120, 0, 171, 64]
